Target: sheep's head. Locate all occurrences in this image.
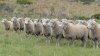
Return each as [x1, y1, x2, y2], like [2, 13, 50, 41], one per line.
[11, 17, 17, 22]
[87, 19, 96, 30]
[61, 19, 67, 23]
[42, 19, 50, 26]
[25, 18, 30, 24]
[33, 19, 39, 25]
[61, 22, 69, 29]
[1, 19, 7, 23]
[47, 20, 53, 27]
[18, 18, 23, 22]
[75, 20, 86, 25]
[50, 21, 60, 28]
[80, 20, 87, 25]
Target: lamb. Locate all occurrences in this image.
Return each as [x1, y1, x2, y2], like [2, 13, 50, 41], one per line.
[87, 19, 100, 48]
[1, 19, 13, 31]
[24, 18, 35, 35]
[17, 18, 25, 32]
[48, 20, 63, 46]
[11, 17, 20, 32]
[61, 22, 88, 47]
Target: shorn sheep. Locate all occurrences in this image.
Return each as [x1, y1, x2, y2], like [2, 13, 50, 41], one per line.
[61, 22, 88, 47]
[2, 19, 13, 31]
[87, 19, 100, 48]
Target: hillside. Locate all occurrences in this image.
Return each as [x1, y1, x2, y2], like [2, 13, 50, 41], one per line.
[0, 0, 100, 19]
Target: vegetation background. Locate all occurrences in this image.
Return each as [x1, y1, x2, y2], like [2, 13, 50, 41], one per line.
[0, 0, 100, 56]
[0, 0, 100, 19]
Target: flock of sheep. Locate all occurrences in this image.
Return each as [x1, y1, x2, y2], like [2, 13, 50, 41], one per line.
[1, 17, 100, 48]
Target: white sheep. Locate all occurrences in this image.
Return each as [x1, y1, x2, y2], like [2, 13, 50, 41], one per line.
[61, 22, 88, 47]
[17, 18, 25, 32]
[33, 19, 42, 36]
[87, 19, 100, 48]
[24, 18, 35, 35]
[11, 17, 20, 32]
[2, 19, 13, 31]
[48, 20, 63, 46]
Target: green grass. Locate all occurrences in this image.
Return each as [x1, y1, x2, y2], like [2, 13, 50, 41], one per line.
[0, 22, 100, 56]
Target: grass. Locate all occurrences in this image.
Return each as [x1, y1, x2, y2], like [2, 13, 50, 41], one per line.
[0, 21, 100, 56]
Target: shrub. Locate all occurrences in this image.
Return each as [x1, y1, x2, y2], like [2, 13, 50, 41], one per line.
[72, 16, 89, 20]
[17, 0, 33, 4]
[91, 13, 100, 20]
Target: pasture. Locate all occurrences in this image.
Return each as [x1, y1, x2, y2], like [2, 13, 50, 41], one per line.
[0, 20, 100, 56]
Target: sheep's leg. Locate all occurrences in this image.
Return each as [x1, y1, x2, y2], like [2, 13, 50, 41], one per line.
[50, 36, 53, 43]
[67, 39, 71, 47]
[82, 40, 87, 47]
[81, 37, 87, 47]
[47, 34, 53, 43]
[82, 35, 88, 47]
[71, 39, 75, 47]
[45, 37, 50, 45]
[94, 40, 99, 48]
[55, 35, 61, 47]
[45, 35, 50, 44]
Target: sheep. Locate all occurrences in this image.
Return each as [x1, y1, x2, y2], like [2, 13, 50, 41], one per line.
[61, 22, 88, 47]
[1, 19, 13, 31]
[17, 18, 25, 32]
[11, 17, 20, 32]
[33, 19, 43, 36]
[24, 18, 35, 35]
[48, 20, 64, 46]
[41, 19, 50, 35]
[41, 19, 53, 42]
[87, 19, 100, 48]
[75, 20, 87, 26]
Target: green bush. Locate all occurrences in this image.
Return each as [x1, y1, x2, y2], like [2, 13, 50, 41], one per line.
[17, 0, 33, 4]
[91, 13, 100, 20]
[73, 0, 95, 4]
[72, 16, 89, 20]
[81, 0, 94, 4]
